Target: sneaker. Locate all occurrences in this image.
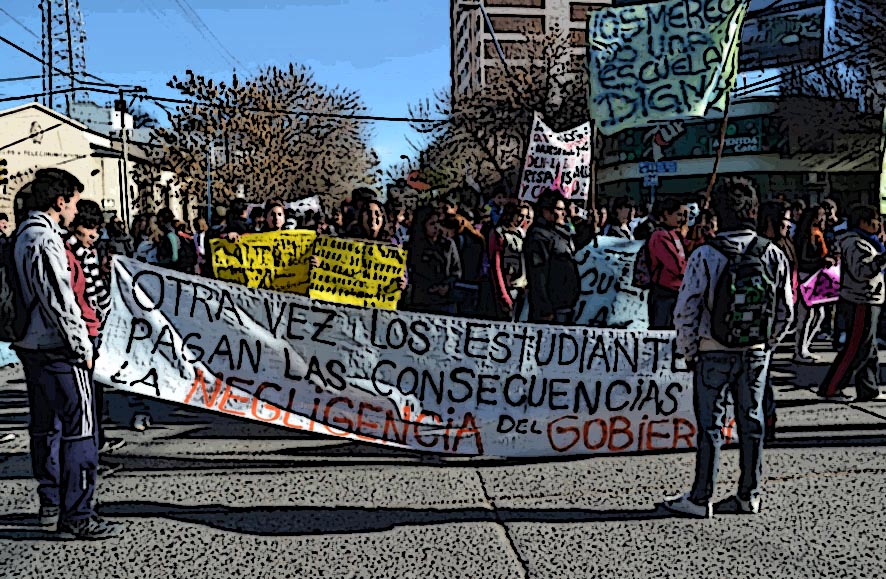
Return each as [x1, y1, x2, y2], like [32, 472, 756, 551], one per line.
[715, 496, 761, 515]
[57, 516, 125, 540]
[39, 505, 60, 530]
[131, 414, 153, 432]
[817, 389, 851, 400]
[660, 493, 713, 519]
[0, 432, 15, 444]
[854, 392, 886, 403]
[99, 438, 126, 454]
[792, 353, 820, 364]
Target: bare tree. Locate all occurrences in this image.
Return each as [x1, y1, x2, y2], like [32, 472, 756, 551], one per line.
[407, 25, 588, 196]
[144, 64, 379, 212]
[782, 0, 885, 110]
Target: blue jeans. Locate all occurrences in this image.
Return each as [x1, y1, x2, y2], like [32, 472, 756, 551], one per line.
[20, 350, 98, 522]
[690, 350, 770, 505]
[648, 286, 678, 330]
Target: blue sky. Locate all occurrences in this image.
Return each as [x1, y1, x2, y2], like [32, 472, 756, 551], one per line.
[0, 0, 451, 168]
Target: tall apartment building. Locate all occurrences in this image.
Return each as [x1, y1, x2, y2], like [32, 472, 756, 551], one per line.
[450, 0, 610, 99]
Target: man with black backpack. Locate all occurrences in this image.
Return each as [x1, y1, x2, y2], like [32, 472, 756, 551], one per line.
[6, 169, 124, 539]
[663, 177, 793, 518]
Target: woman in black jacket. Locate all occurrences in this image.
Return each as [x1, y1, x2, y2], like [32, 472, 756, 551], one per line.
[404, 207, 461, 315]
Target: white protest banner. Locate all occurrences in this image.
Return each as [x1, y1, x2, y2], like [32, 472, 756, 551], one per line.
[97, 257, 700, 458]
[879, 108, 886, 215]
[588, 0, 749, 135]
[519, 114, 593, 202]
[575, 237, 648, 329]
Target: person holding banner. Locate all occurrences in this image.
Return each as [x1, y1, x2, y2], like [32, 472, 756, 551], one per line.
[602, 197, 636, 240]
[346, 199, 392, 243]
[404, 206, 461, 315]
[667, 177, 793, 518]
[262, 200, 288, 233]
[489, 201, 533, 321]
[646, 198, 689, 330]
[818, 205, 886, 402]
[525, 189, 579, 324]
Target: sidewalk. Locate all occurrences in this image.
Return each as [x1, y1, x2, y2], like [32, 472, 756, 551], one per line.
[3, 347, 886, 578]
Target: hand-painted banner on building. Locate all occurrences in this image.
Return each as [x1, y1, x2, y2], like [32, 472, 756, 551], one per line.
[588, 0, 749, 135]
[97, 257, 698, 457]
[210, 231, 316, 294]
[309, 237, 406, 310]
[575, 237, 648, 329]
[519, 114, 593, 202]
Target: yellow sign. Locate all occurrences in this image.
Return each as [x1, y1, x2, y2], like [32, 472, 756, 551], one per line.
[210, 231, 316, 294]
[309, 237, 406, 310]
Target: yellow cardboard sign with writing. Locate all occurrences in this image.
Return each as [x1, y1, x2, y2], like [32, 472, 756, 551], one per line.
[210, 231, 316, 294]
[309, 237, 406, 310]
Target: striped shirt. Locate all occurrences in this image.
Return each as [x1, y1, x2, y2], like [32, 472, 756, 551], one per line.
[67, 234, 111, 323]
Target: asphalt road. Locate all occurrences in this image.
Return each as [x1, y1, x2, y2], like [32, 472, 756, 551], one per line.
[1, 348, 886, 579]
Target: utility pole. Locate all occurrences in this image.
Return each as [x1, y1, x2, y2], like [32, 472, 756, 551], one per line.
[64, 0, 74, 115]
[46, 0, 53, 109]
[207, 144, 213, 224]
[116, 89, 131, 228]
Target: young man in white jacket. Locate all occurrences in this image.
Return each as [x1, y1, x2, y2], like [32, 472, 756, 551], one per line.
[12, 169, 124, 539]
[663, 177, 794, 517]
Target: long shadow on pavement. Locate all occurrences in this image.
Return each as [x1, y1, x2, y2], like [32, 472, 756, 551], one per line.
[0, 502, 677, 540]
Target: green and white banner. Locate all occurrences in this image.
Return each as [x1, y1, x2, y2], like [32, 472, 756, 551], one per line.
[588, 0, 749, 135]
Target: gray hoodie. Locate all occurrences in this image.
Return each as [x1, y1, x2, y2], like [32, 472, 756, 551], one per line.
[674, 230, 794, 361]
[836, 230, 886, 305]
[13, 211, 92, 364]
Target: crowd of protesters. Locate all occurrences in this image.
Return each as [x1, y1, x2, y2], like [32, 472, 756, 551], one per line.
[45, 180, 879, 354]
[5, 165, 886, 536]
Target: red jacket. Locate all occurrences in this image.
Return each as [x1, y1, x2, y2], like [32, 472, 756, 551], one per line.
[648, 228, 687, 292]
[66, 243, 100, 338]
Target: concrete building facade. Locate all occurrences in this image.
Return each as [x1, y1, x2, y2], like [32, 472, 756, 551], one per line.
[450, 0, 610, 99]
[0, 102, 186, 227]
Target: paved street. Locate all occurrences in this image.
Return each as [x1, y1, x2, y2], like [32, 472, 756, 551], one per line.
[1, 348, 886, 579]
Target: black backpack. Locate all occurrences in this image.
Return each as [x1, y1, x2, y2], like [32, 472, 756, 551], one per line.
[0, 228, 34, 342]
[708, 236, 777, 347]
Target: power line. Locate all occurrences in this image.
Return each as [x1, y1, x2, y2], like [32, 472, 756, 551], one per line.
[0, 75, 43, 83]
[135, 92, 448, 124]
[171, 0, 244, 71]
[733, 45, 870, 97]
[0, 33, 118, 89]
[0, 8, 39, 39]
[0, 122, 63, 152]
[0, 87, 79, 104]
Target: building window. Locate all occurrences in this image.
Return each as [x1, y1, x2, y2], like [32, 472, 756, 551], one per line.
[486, 15, 545, 34]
